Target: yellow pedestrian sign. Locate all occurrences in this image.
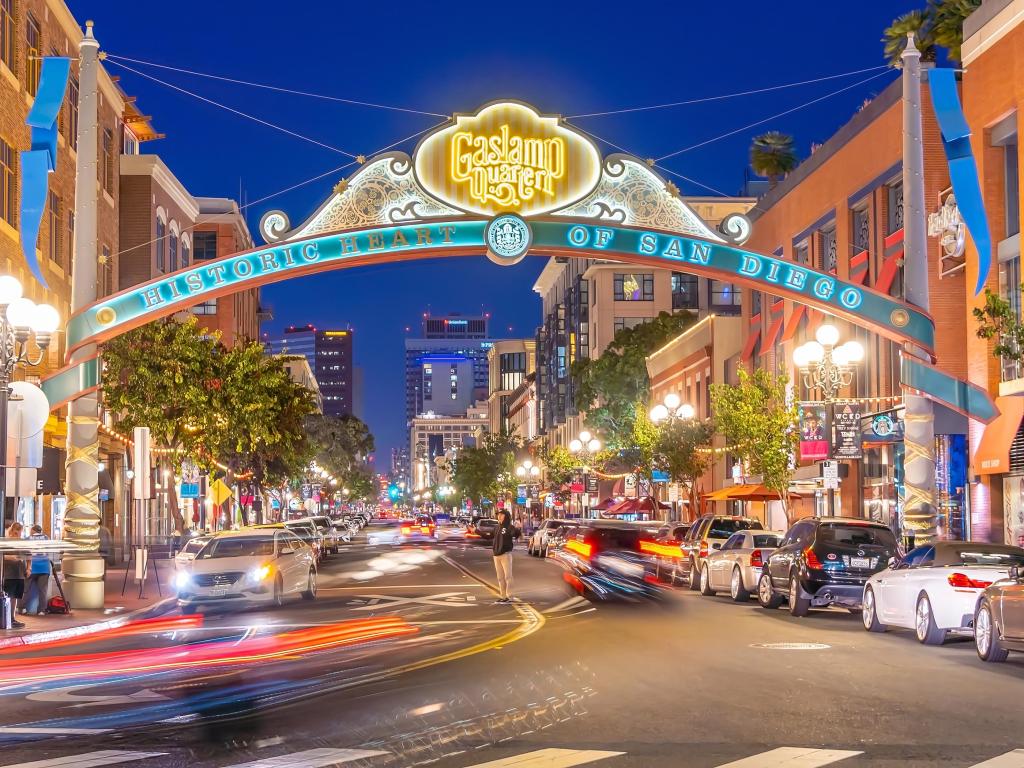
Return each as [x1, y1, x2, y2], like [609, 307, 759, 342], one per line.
[210, 478, 233, 506]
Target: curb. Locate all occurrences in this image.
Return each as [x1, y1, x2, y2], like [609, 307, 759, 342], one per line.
[0, 597, 177, 650]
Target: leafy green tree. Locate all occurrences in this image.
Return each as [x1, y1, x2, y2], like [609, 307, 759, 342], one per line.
[306, 412, 375, 489]
[538, 444, 576, 503]
[973, 289, 1024, 362]
[750, 132, 798, 189]
[451, 432, 521, 508]
[883, 1, 978, 66]
[710, 366, 799, 523]
[572, 311, 697, 449]
[655, 417, 715, 517]
[932, 0, 980, 62]
[883, 9, 936, 66]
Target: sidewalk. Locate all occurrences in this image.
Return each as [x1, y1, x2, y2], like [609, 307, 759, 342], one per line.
[1, 564, 176, 646]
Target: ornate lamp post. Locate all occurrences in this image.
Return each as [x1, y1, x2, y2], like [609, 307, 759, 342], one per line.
[792, 324, 864, 401]
[569, 431, 602, 519]
[648, 393, 696, 520]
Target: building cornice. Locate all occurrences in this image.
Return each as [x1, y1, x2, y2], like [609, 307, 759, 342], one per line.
[962, 0, 1024, 64]
[120, 155, 200, 221]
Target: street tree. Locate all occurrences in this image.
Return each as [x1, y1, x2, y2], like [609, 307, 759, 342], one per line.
[538, 444, 576, 503]
[749, 132, 798, 188]
[655, 417, 715, 518]
[973, 290, 1024, 363]
[451, 431, 521, 509]
[882, 1, 978, 66]
[306, 412, 376, 487]
[710, 366, 799, 523]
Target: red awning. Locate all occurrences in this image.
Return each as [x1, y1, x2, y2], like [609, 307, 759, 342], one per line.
[973, 396, 1024, 475]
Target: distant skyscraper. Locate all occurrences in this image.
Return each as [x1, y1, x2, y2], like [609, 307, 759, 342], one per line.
[266, 325, 354, 417]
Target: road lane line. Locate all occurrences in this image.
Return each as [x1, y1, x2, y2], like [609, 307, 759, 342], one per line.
[318, 584, 485, 591]
[0, 750, 166, 767]
[545, 596, 588, 613]
[221, 748, 387, 767]
[461, 748, 624, 767]
[969, 751, 1024, 768]
[714, 748, 862, 767]
[0, 727, 113, 735]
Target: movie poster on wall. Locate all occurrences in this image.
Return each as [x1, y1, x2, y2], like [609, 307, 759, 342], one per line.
[799, 402, 830, 461]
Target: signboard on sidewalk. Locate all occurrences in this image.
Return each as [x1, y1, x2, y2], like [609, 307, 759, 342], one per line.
[799, 402, 830, 461]
[832, 401, 863, 460]
[821, 460, 840, 490]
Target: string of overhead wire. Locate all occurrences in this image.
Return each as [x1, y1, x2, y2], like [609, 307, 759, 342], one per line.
[103, 52, 447, 119]
[656, 69, 895, 162]
[567, 64, 890, 118]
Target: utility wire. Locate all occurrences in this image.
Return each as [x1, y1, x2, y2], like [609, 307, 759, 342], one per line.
[105, 58, 361, 159]
[568, 64, 890, 118]
[656, 69, 893, 161]
[104, 52, 448, 119]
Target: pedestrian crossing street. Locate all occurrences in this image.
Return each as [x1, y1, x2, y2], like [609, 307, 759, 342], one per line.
[2, 746, 1024, 768]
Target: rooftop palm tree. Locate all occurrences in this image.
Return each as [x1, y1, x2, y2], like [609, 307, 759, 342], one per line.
[883, 9, 937, 66]
[749, 132, 798, 189]
[932, 0, 981, 62]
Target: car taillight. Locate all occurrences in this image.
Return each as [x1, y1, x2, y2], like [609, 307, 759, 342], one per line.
[421, 526, 430, 534]
[699, 542, 709, 559]
[401, 526, 411, 535]
[750, 549, 763, 568]
[804, 547, 824, 569]
[565, 540, 593, 558]
[947, 572, 993, 589]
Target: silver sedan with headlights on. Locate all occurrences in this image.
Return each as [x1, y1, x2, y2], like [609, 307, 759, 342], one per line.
[174, 529, 317, 611]
[700, 530, 785, 602]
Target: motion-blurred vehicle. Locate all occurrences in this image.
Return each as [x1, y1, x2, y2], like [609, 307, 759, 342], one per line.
[682, 514, 764, 590]
[366, 519, 404, 545]
[255, 522, 325, 563]
[528, 518, 572, 557]
[400, 515, 437, 542]
[641, 522, 691, 583]
[468, 518, 499, 543]
[862, 541, 1024, 644]
[173, 534, 212, 572]
[975, 565, 1024, 662]
[554, 521, 664, 601]
[174, 529, 316, 610]
[303, 516, 342, 555]
[699, 530, 784, 601]
[758, 517, 899, 616]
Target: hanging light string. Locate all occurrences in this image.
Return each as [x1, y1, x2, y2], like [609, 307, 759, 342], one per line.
[103, 52, 448, 119]
[567, 64, 890, 119]
[656, 69, 894, 162]
[99, 423, 254, 480]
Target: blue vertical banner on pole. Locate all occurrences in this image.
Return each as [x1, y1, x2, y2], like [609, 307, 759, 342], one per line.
[19, 56, 71, 290]
[927, 67, 992, 296]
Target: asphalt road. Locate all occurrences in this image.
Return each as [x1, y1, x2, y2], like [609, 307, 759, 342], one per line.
[1, 524, 1023, 768]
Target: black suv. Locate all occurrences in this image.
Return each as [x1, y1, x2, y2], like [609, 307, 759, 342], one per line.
[757, 516, 899, 616]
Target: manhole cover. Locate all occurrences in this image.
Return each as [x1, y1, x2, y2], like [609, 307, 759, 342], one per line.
[750, 642, 831, 650]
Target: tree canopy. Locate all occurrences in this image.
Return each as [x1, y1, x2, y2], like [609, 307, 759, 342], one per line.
[882, 0, 980, 66]
[451, 431, 521, 507]
[750, 132, 798, 188]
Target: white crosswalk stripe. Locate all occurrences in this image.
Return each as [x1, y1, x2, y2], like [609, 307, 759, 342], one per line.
[545, 596, 589, 614]
[0, 751, 166, 768]
[460, 748, 624, 768]
[220, 748, 387, 768]
[714, 747, 862, 768]
[968, 751, 1024, 768]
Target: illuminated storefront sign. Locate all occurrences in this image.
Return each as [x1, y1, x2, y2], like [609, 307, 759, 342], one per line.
[414, 101, 601, 217]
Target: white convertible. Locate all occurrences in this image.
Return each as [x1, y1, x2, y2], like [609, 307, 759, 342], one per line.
[862, 541, 1024, 644]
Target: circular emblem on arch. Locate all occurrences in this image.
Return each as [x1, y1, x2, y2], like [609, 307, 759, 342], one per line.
[485, 214, 532, 266]
[890, 308, 910, 328]
[95, 306, 116, 326]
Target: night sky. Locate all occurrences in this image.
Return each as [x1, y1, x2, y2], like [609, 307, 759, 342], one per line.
[70, 0, 918, 463]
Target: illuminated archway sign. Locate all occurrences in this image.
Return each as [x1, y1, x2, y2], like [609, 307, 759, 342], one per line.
[44, 100, 983, 420]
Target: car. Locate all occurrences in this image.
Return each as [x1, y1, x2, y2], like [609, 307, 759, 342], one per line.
[640, 522, 691, 583]
[469, 518, 499, 542]
[553, 521, 664, 601]
[174, 529, 316, 610]
[862, 541, 1024, 644]
[173, 535, 212, 572]
[758, 517, 899, 616]
[528, 519, 572, 557]
[399, 516, 437, 542]
[299, 516, 342, 555]
[975, 564, 1024, 662]
[366, 519, 404, 545]
[699, 529, 784, 602]
[254, 522, 325, 563]
[681, 515, 764, 590]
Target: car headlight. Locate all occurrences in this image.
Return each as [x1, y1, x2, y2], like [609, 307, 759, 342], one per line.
[174, 572, 192, 591]
[245, 564, 273, 584]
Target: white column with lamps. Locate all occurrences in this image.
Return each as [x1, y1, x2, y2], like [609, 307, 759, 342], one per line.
[568, 431, 601, 518]
[649, 392, 696, 520]
[515, 459, 541, 517]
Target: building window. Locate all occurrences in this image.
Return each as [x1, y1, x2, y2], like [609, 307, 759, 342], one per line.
[66, 210, 74, 267]
[181, 239, 190, 268]
[0, 138, 15, 226]
[101, 128, 114, 193]
[613, 317, 647, 333]
[192, 299, 217, 315]
[821, 227, 837, 273]
[25, 14, 40, 97]
[1005, 136, 1020, 239]
[0, 0, 13, 73]
[155, 217, 166, 272]
[999, 250, 1022, 381]
[122, 127, 138, 157]
[193, 230, 217, 260]
[169, 231, 178, 272]
[47, 191, 60, 263]
[67, 78, 79, 150]
[887, 180, 904, 234]
[794, 240, 809, 265]
[750, 290, 762, 317]
[614, 272, 653, 301]
[709, 280, 741, 312]
[852, 206, 871, 252]
[671, 272, 699, 310]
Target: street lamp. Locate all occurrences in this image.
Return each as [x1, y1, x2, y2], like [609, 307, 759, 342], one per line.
[793, 324, 864, 401]
[649, 392, 696, 424]
[568, 431, 601, 519]
[515, 459, 541, 479]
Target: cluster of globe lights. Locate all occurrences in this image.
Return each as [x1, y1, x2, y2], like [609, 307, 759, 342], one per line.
[792, 323, 865, 369]
[569, 430, 601, 454]
[515, 459, 541, 478]
[310, 462, 348, 494]
[649, 392, 696, 423]
[0, 275, 61, 341]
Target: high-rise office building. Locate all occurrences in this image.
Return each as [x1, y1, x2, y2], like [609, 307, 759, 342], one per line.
[266, 325, 354, 417]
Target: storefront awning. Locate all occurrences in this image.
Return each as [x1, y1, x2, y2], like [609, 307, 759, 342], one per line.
[973, 396, 1024, 475]
[704, 484, 802, 502]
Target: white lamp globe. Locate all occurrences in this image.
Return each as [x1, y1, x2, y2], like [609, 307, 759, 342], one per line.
[530, 465, 540, 477]
[516, 465, 526, 477]
[569, 439, 583, 453]
[677, 403, 696, 419]
[6, 297, 36, 331]
[803, 341, 825, 363]
[523, 459, 533, 469]
[0, 275, 23, 305]
[32, 303, 60, 333]
[587, 438, 602, 453]
[663, 392, 681, 410]
[650, 404, 669, 423]
[792, 344, 810, 368]
[579, 430, 592, 444]
[832, 346, 850, 367]
[815, 324, 840, 347]
[842, 340, 865, 362]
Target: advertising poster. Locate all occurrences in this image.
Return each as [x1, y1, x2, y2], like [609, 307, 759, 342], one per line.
[799, 402, 830, 461]
[832, 401, 863, 460]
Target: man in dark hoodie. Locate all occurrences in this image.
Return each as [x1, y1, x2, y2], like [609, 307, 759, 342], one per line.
[492, 509, 519, 603]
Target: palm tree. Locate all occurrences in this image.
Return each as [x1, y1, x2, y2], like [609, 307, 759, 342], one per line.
[882, 9, 936, 66]
[749, 132, 798, 189]
[932, 0, 981, 62]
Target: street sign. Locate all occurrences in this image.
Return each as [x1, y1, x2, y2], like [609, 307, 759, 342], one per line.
[586, 474, 598, 493]
[668, 483, 680, 503]
[821, 460, 839, 490]
[652, 470, 669, 483]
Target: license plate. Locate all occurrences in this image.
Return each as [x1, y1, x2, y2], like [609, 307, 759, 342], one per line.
[851, 557, 870, 569]
[208, 587, 228, 597]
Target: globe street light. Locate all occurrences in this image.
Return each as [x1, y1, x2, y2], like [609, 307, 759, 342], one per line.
[793, 324, 864, 401]
[649, 393, 696, 424]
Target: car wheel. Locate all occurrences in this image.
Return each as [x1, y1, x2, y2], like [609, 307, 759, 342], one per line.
[788, 574, 810, 617]
[302, 569, 317, 601]
[699, 565, 716, 596]
[975, 599, 1009, 663]
[915, 593, 945, 645]
[179, 602, 198, 614]
[758, 572, 783, 609]
[688, 560, 700, 591]
[731, 568, 750, 602]
[862, 586, 886, 632]
[272, 575, 284, 608]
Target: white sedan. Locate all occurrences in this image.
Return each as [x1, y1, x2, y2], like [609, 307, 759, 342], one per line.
[700, 530, 784, 601]
[173, 535, 212, 572]
[174, 529, 317, 610]
[862, 541, 1024, 644]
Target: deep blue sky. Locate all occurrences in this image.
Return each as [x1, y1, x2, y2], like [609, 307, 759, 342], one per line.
[71, 0, 917, 464]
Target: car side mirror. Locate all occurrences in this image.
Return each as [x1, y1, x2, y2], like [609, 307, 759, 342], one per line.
[1010, 565, 1021, 581]
[279, 547, 294, 556]
[888, 556, 898, 569]
[712, 542, 722, 550]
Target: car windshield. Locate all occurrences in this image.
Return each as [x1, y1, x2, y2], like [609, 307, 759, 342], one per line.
[286, 525, 315, 538]
[948, 548, 1024, 567]
[181, 538, 208, 555]
[196, 537, 275, 559]
[818, 524, 897, 549]
[709, 519, 763, 537]
[753, 534, 781, 548]
[588, 527, 641, 550]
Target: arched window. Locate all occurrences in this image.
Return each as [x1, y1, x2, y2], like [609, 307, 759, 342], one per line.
[180, 235, 191, 268]
[168, 221, 179, 272]
[155, 214, 166, 272]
